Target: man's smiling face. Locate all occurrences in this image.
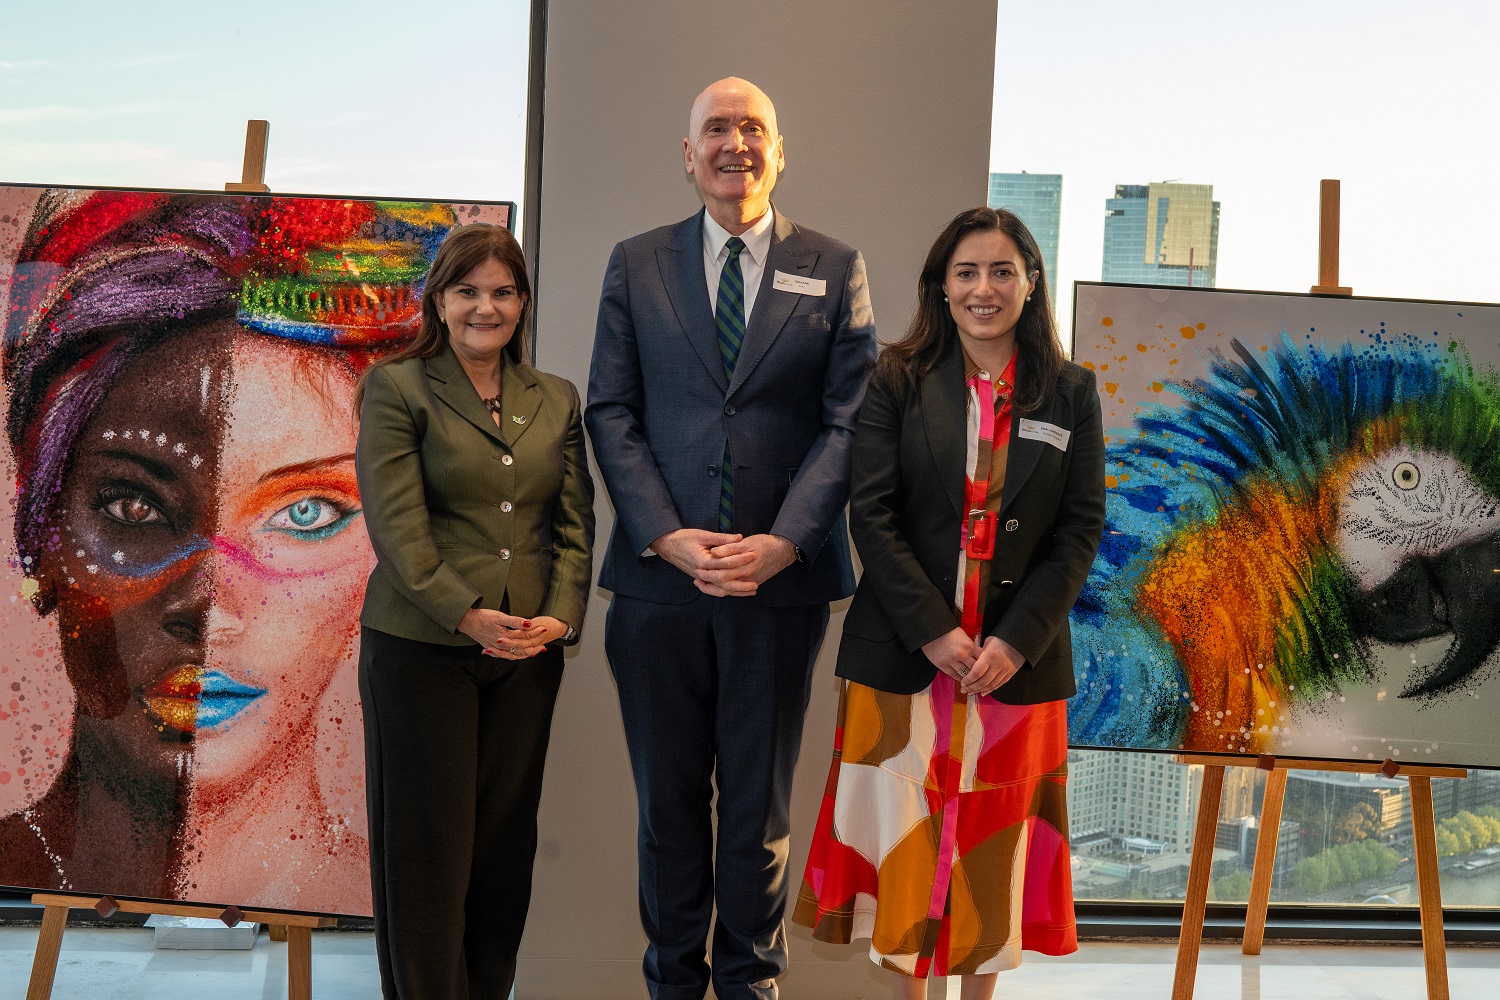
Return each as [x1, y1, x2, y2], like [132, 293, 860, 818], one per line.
[684, 78, 785, 224]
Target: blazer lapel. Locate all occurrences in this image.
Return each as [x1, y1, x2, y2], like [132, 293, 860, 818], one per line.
[727, 210, 817, 397]
[999, 357, 1047, 516]
[500, 363, 543, 448]
[922, 342, 968, 521]
[426, 348, 504, 444]
[656, 210, 727, 392]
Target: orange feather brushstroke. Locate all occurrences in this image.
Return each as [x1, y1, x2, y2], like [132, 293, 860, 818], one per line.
[1136, 420, 1403, 752]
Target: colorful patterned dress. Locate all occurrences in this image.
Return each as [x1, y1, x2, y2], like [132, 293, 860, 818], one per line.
[792, 353, 1077, 978]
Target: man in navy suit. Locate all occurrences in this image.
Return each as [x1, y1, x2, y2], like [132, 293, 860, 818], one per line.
[586, 77, 877, 1000]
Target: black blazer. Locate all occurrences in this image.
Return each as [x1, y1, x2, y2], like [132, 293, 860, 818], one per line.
[837, 341, 1105, 704]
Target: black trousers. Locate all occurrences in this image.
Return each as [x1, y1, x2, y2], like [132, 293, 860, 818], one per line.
[605, 593, 830, 1000]
[359, 626, 564, 1000]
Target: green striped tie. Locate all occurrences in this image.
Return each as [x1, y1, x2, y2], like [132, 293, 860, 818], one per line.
[716, 237, 745, 532]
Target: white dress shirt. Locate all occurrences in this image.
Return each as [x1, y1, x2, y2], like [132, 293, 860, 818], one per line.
[702, 207, 775, 326]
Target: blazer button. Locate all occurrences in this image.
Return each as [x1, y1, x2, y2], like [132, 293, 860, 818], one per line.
[1005, 519, 1019, 532]
[499, 548, 512, 560]
[708, 465, 718, 476]
[500, 501, 513, 512]
[501, 454, 514, 466]
[723, 403, 736, 415]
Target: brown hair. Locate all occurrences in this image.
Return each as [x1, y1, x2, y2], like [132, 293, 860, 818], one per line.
[877, 206, 1063, 413]
[354, 223, 531, 411]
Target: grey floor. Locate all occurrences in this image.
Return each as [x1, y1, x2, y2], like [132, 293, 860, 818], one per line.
[0, 926, 1497, 999]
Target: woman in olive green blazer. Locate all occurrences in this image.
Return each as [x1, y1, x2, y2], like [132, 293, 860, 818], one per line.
[354, 224, 594, 1000]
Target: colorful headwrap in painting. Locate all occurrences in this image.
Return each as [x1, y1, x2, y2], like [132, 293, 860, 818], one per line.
[2, 191, 454, 583]
[1070, 331, 1500, 756]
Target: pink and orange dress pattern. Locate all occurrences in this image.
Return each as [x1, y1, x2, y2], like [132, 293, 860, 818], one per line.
[793, 354, 1077, 978]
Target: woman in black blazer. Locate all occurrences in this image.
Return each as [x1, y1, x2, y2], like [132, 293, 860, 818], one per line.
[793, 208, 1104, 999]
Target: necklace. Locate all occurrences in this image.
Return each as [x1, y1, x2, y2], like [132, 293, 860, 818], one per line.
[22, 806, 73, 890]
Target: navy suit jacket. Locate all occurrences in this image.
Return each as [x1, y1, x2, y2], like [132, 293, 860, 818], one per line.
[586, 208, 876, 607]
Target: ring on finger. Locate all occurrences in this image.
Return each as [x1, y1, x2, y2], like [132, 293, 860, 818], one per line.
[957, 665, 970, 677]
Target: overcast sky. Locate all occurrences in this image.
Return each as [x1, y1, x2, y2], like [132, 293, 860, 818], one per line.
[0, 0, 531, 217]
[989, 0, 1500, 336]
[2, 1, 1496, 332]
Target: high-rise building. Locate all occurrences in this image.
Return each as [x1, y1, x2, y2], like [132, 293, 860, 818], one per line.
[1067, 749, 1204, 851]
[1102, 182, 1219, 287]
[987, 172, 1061, 296]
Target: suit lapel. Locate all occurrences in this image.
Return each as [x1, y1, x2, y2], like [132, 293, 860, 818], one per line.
[923, 342, 968, 521]
[500, 363, 543, 448]
[426, 348, 505, 444]
[999, 357, 1047, 516]
[656, 211, 726, 392]
[727, 211, 817, 397]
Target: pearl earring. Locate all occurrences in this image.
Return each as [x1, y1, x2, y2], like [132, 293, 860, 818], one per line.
[943, 295, 949, 302]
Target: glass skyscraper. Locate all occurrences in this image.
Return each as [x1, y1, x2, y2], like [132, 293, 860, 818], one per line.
[987, 172, 1061, 296]
[1101, 182, 1219, 287]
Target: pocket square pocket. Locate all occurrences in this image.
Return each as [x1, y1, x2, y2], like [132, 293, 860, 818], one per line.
[791, 312, 830, 331]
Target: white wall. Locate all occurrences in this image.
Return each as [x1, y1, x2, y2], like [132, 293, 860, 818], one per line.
[523, 3, 998, 996]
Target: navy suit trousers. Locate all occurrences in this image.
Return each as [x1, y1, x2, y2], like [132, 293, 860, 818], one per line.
[606, 593, 830, 1000]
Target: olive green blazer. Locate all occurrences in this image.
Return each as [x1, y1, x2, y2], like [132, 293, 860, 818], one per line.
[356, 346, 595, 647]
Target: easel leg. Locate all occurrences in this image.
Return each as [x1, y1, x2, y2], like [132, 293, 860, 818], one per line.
[25, 904, 69, 1000]
[1242, 768, 1287, 955]
[1172, 763, 1225, 1000]
[1409, 775, 1450, 1000]
[269, 923, 289, 942]
[287, 924, 313, 1000]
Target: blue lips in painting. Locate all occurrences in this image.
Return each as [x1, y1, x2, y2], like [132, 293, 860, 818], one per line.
[140, 666, 268, 734]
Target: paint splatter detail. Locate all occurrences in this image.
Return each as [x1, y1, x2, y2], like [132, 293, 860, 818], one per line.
[1070, 327, 1500, 754]
[0, 186, 511, 916]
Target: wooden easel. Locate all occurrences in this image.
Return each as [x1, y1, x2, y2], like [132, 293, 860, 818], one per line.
[1170, 754, 1467, 1000]
[24, 893, 334, 1000]
[1170, 180, 1473, 1000]
[225, 119, 271, 193]
[1309, 178, 1352, 296]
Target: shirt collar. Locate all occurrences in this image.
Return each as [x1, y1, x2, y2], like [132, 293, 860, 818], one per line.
[961, 346, 1019, 385]
[703, 207, 775, 267]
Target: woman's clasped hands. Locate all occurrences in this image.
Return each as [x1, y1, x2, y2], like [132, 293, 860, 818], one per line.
[920, 626, 1026, 697]
[458, 608, 570, 659]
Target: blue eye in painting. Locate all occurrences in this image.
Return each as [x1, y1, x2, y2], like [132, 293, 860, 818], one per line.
[262, 497, 360, 541]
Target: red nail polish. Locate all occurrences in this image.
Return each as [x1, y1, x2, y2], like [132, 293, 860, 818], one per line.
[522, 620, 532, 628]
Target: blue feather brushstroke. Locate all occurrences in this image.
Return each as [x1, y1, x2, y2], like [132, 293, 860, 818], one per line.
[1067, 329, 1454, 750]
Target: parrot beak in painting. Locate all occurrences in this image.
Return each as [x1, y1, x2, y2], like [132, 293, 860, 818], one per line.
[1349, 532, 1500, 699]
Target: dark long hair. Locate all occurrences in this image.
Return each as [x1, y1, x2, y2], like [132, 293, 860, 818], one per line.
[877, 206, 1063, 413]
[355, 223, 532, 411]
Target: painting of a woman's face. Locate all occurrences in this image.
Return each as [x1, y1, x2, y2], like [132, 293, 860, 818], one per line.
[40, 318, 371, 796]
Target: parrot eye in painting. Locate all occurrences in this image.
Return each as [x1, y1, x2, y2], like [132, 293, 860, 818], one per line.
[1393, 461, 1420, 491]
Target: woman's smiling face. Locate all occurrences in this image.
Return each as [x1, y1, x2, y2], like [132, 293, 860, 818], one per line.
[43, 321, 370, 794]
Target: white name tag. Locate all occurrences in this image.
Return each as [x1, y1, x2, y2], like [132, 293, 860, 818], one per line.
[1018, 418, 1071, 452]
[772, 270, 826, 296]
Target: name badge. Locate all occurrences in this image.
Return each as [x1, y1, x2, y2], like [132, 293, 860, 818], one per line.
[1018, 418, 1071, 452]
[772, 270, 826, 296]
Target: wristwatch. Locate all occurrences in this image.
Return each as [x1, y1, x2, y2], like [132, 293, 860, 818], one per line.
[560, 622, 577, 643]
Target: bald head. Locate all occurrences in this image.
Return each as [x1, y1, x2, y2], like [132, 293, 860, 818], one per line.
[688, 77, 779, 138]
[683, 77, 786, 233]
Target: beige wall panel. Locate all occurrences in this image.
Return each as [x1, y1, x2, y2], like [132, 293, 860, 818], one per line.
[523, 2, 998, 995]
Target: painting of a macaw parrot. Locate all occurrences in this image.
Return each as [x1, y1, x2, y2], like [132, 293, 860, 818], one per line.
[1067, 284, 1500, 769]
